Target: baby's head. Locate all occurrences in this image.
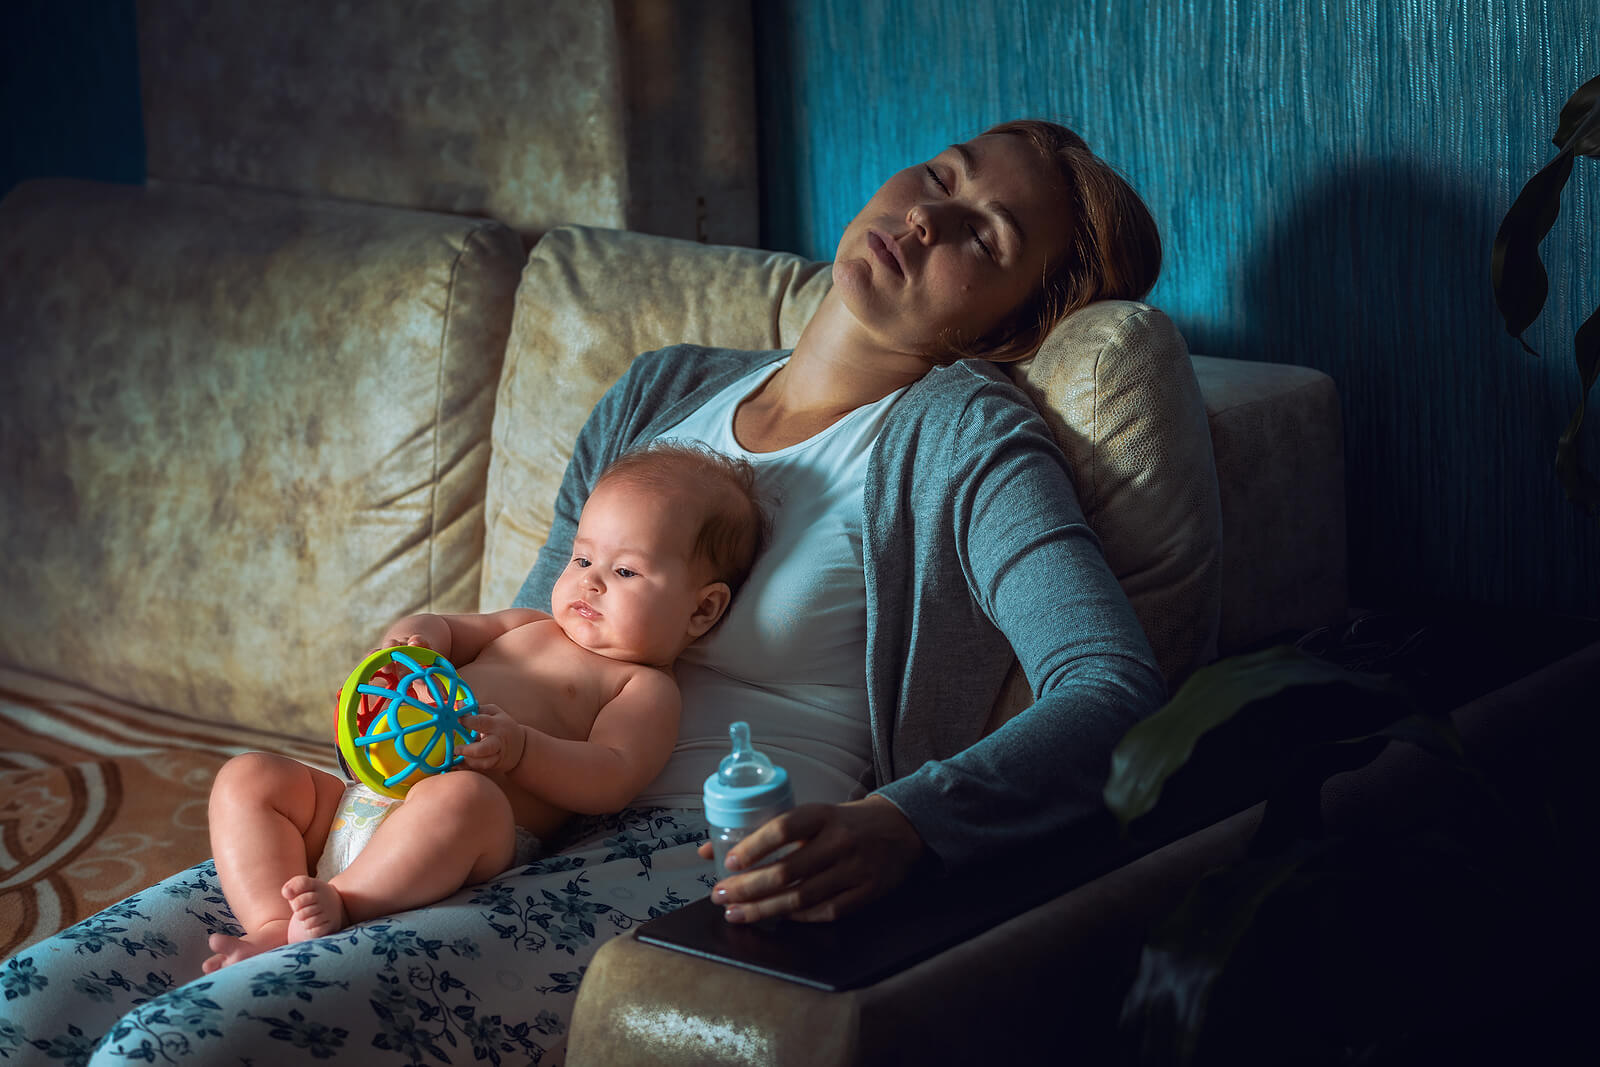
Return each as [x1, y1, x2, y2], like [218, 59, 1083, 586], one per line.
[551, 443, 768, 667]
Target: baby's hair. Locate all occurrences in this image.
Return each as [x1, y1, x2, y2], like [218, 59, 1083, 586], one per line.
[593, 442, 770, 595]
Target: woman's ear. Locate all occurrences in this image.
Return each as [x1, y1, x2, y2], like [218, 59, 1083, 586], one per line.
[686, 581, 733, 638]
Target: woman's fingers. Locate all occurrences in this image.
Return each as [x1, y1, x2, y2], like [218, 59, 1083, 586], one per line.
[711, 796, 924, 923]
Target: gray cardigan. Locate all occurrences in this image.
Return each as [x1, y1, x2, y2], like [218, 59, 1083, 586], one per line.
[514, 345, 1165, 873]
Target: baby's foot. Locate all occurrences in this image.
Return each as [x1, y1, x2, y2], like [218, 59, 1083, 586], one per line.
[201, 919, 290, 973]
[281, 875, 348, 941]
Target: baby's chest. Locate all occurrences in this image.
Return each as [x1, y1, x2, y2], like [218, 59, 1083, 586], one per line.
[462, 645, 621, 740]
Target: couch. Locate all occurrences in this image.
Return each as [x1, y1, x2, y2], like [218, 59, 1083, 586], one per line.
[2, 0, 1352, 1051]
[0, 166, 1346, 1023]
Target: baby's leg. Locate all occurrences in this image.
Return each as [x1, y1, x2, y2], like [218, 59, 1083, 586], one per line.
[203, 752, 346, 971]
[282, 769, 515, 941]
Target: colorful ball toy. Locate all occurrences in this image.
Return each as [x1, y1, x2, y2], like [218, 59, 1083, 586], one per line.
[335, 646, 479, 798]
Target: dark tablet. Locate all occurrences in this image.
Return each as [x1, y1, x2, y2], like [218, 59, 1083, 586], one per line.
[633, 863, 1063, 992]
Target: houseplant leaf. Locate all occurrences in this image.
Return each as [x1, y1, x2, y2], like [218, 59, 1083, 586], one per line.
[1490, 151, 1573, 345]
[1551, 73, 1600, 154]
[1556, 303, 1600, 510]
[1103, 646, 1406, 830]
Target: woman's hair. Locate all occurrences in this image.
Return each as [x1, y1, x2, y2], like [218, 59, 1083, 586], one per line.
[958, 119, 1163, 363]
[593, 442, 771, 594]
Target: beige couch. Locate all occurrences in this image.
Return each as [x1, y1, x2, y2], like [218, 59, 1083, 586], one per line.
[0, 158, 1345, 1043]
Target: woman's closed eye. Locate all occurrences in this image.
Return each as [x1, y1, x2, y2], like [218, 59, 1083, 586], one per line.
[925, 164, 996, 261]
[968, 225, 995, 261]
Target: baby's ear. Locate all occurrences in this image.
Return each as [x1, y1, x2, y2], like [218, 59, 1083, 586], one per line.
[686, 581, 732, 638]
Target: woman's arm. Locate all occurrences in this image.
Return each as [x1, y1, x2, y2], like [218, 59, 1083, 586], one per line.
[875, 380, 1165, 871]
[708, 371, 1165, 921]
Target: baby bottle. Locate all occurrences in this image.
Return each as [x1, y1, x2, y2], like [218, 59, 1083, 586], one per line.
[702, 721, 794, 878]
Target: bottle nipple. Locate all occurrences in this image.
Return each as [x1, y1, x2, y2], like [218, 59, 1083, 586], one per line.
[717, 721, 776, 788]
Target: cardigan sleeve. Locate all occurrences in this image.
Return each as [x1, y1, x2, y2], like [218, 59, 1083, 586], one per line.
[874, 374, 1167, 875]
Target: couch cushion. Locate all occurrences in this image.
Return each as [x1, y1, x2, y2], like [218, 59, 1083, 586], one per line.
[481, 226, 832, 612]
[1010, 303, 1222, 688]
[0, 179, 522, 739]
[483, 226, 1223, 694]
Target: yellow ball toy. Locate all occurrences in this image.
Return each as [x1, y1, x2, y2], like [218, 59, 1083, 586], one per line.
[334, 646, 478, 799]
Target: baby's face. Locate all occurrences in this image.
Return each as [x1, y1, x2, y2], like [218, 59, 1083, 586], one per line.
[551, 479, 715, 666]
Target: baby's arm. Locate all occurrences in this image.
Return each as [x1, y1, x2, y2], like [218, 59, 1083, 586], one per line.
[380, 608, 547, 664]
[460, 671, 681, 814]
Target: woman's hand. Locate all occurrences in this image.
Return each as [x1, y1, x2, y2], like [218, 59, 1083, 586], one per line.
[698, 795, 926, 923]
[459, 703, 527, 773]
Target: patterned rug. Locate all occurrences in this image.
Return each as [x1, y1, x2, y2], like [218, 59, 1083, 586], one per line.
[0, 667, 335, 958]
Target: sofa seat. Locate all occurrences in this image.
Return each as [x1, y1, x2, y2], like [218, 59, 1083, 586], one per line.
[0, 667, 337, 957]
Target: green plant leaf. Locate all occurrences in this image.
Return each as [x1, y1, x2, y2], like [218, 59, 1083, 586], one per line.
[1490, 150, 1574, 344]
[1552, 73, 1600, 155]
[1103, 647, 1404, 830]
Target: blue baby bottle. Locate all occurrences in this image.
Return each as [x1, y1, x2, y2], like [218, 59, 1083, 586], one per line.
[702, 721, 794, 878]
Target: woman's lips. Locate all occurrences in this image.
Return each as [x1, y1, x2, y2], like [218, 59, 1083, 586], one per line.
[866, 230, 905, 278]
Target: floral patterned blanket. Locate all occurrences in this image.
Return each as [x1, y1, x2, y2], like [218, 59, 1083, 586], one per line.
[1, 666, 718, 1064]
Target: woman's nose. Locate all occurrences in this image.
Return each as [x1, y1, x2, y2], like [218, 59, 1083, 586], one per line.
[906, 202, 938, 243]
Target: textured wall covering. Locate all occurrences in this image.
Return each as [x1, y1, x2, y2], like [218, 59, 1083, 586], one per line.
[755, 0, 1599, 616]
[135, 0, 758, 244]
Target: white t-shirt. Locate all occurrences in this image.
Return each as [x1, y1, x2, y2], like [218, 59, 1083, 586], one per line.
[631, 359, 908, 808]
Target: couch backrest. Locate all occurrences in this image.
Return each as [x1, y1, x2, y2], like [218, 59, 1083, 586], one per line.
[135, 0, 758, 245]
[0, 179, 522, 739]
[483, 225, 1222, 701]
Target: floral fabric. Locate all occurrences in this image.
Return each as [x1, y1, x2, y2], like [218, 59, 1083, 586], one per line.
[1, 807, 710, 1066]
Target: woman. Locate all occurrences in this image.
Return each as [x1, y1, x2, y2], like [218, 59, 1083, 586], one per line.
[1, 120, 1166, 1065]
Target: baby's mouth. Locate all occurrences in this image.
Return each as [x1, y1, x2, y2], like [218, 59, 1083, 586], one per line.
[569, 600, 600, 620]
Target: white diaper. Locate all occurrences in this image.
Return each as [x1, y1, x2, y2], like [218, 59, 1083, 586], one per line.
[315, 780, 543, 881]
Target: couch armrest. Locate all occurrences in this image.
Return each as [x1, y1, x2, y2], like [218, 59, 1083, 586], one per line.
[570, 638, 1600, 1065]
[568, 808, 1261, 1066]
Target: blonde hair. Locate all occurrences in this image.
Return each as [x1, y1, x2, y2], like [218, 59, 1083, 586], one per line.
[957, 119, 1163, 363]
[594, 443, 770, 594]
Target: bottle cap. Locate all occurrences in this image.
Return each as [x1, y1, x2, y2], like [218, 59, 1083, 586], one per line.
[702, 721, 793, 828]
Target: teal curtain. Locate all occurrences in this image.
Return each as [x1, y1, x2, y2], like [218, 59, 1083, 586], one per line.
[756, 0, 1599, 616]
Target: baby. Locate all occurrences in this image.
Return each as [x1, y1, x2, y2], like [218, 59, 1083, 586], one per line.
[203, 442, 767, 972]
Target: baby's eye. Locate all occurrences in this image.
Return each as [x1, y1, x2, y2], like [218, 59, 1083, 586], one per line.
[924, 164, 950, 194]
[615, 567, 639, 579]
[572, 557, 591, 568]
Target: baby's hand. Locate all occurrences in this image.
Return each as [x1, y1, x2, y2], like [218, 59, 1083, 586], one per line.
[374, 633, 430, 654]
[460, 704, 526, 773]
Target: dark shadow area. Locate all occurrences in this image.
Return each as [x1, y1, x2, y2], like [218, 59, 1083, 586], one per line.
[1, 0, 145, 199]
[1201, 158, 1597, 617]
[751, 0, 807, 257]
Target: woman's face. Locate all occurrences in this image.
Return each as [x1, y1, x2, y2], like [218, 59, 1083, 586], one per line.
[831, 133, 1074, 360]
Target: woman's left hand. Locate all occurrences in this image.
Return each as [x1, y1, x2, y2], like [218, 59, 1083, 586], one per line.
[698, 795, 926, 923]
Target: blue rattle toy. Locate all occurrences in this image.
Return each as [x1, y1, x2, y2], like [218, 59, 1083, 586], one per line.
[335, 646, 479, 798]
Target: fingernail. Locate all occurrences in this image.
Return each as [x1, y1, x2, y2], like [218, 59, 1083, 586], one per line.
[724, 854, 744, 872]
[723, 906, 745, 923]
[712, 887, 728, 902]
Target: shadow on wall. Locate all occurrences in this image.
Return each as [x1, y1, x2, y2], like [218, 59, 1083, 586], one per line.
[1216, 159, 1522, 611]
